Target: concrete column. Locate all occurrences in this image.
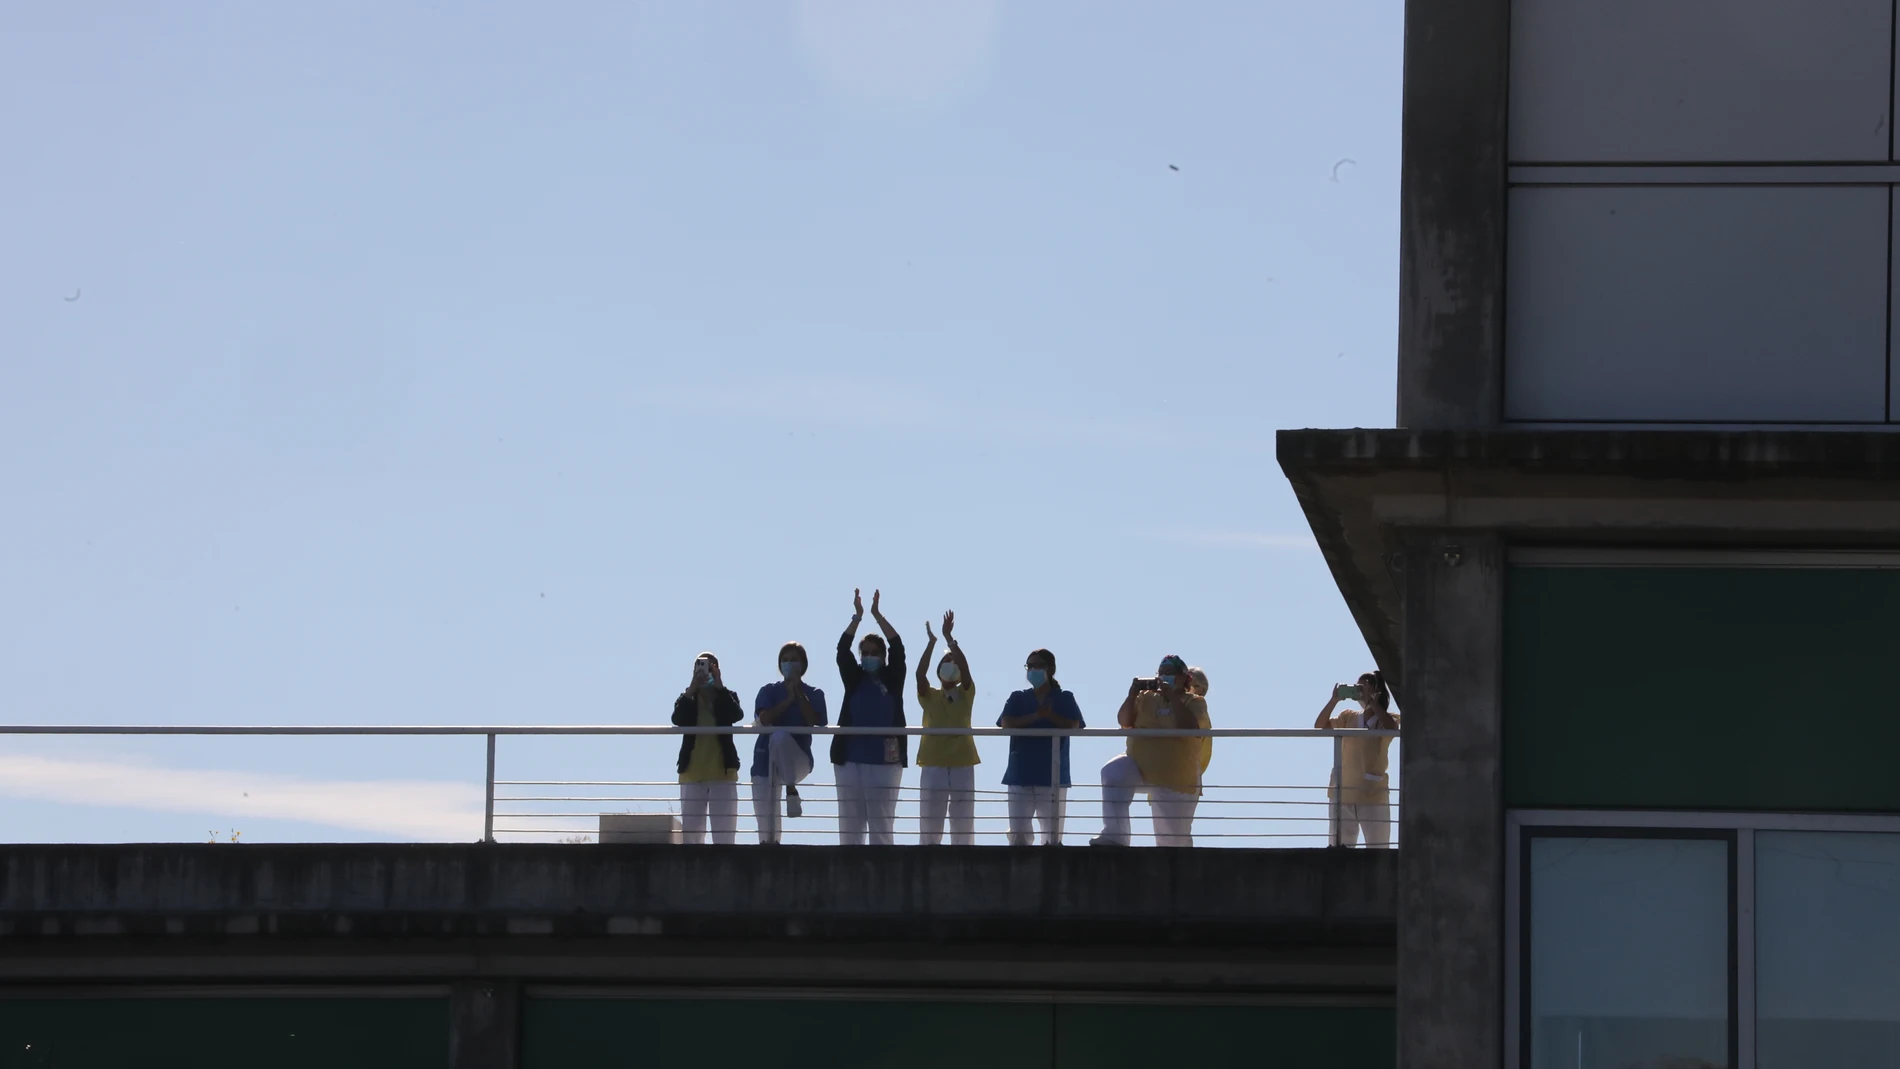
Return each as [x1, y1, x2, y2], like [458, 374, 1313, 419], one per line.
[1396, 0, 1510, 429]
[1397, 531, 1503, 1069]
[450, 980, 519, 1069]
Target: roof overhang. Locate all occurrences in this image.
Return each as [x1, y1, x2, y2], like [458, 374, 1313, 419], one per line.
[1277, 429, 1900, 699]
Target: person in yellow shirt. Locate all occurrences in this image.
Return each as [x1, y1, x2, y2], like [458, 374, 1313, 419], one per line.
[672, 652, 743, 844]
[914, 611, 980, 845]
[1091, 655, 1209, 847]
[1316, 670, 1400, 848]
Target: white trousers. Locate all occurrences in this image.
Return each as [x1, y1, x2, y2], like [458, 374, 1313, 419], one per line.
[750, 731, 814, 844]
[1007, 785, 1067, 846]
[918, 765, 976, 846]
[1331, 800, 1393, 848]
[680, 780, 739, 844]
[1097, 753, 1199, 847]
[835, 762, 903, 846]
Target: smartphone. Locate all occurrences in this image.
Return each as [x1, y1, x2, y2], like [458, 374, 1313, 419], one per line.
[1132, 676, 1162, 692]
[1334, 683, 1362, 702]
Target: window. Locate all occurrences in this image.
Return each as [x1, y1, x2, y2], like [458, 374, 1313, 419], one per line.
[1756, 831, 1900, 1067]
[1513, 813, 1900, 1069]
[1524, 832, 1733, 1069]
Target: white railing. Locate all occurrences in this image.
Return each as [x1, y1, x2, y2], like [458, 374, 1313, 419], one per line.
[0, 725, 1398, 849]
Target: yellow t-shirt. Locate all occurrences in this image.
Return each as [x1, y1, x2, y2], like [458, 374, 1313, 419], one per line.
[916, 685, 981, 768]
[1327, 708, 1399, 804]
[1126, 691, 1210, 794]
[680, 689, 737, 784]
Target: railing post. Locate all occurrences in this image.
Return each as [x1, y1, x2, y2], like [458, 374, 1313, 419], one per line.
[1329, 733, 1343, 848]
[484, 733, 497, 844]
[1047, 728, 1061, 846]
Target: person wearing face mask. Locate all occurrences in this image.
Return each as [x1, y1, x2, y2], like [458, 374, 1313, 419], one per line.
[673, 652, 744, 845]
[914, 610, 979, 846]
[997, 648, 1084, 846]
[1317, 670, 1400, 848]
[831, 588, 908, 846]
[1090, 655, 1210, 848]
[751, 641, 828, 844]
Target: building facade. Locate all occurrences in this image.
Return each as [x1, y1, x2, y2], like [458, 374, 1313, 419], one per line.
[1281, 2, 1900, 1067]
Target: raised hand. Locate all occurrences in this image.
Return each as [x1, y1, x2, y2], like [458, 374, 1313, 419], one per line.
[942, 610, 955, 642]
[924, 619, 937, 642]
[871, 589, 882, 616]
[853, 588, 863, 618]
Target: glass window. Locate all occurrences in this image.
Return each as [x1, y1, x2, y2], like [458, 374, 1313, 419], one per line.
[1757, 831, 1900, 1068]
[1528, 835, 1731, 1069]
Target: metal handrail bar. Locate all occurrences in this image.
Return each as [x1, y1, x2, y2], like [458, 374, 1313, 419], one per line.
[0, 724, 1395, 847]
[493, 782, 1394, 791]
[0, 725, 1395, 737]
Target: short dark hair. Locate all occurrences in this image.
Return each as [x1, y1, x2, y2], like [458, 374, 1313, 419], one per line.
[860, 634, 887, 655]
[778, 642, 807, 664]
[1027, 648, 1056, 674]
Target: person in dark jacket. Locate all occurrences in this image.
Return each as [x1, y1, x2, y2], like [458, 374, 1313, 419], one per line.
[673, 652, 744, 844]
[832, 588, 907, 845]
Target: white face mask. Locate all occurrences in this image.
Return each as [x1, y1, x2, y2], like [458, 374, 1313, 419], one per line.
[939, 662, 961, 684]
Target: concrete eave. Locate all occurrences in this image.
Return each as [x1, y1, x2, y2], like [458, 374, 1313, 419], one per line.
[1277, 428, 1900, 697]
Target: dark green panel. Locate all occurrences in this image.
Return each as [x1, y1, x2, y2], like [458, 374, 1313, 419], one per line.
[1505, 565, 1900, 810]
[1053, 1004, 1395, 1069]
[0, 997, 447, 1069]
[523, 997, 1053, 1069]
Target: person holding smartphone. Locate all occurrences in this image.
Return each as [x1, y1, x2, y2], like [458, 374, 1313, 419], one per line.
[915, 610, 979, 845]
[751, 641, 827, 844]
[997, 647, 1084, 846]
[832, 588, 908, 846]
[1316, 670, 1400, 848]
[672, 652, 744, 844]
[1091, 655, 1210, 847]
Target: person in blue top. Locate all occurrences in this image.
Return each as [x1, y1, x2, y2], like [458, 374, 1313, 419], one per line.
[831, 588, 907, 846]
[750, 640, 827, 845]
[998, 647, 1084, 846]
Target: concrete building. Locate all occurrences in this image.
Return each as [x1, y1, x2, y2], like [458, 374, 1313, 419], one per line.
[1280, 2, 1900, 1066]
[0, 845, 1395, 1068]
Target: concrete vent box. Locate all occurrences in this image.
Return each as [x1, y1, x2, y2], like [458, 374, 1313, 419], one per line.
[598, 814, 682, 844]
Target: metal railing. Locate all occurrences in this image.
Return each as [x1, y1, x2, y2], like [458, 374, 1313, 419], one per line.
[0, 724, 1398, 849]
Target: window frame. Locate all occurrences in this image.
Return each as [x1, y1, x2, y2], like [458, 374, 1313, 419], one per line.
[1506, 809, 1900, 1069]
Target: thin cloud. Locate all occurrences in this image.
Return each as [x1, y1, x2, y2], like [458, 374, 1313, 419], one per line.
[1129, 527, 1317, 551]
[631, 378, 1178, 447]
[0, 755, 481, 841]
[795, 0, 1001, 114]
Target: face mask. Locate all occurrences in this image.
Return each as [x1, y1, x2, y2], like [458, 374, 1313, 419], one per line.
[1158, 674, 1176, 689]
[939, 663, 961, 684]
[1026, 668, 1048, 688]
[861, 655, 883, 673]
[779, 661, 802, 680]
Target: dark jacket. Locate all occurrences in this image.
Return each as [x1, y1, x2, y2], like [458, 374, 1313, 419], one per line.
[829, 626, 908, 767]
[673, 687, 745, 775]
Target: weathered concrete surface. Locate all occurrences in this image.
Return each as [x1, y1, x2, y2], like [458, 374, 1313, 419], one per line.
[1397, 0, 1510, 430]
[1279, 427, 1900, 696]
[0, 845, 1395, 995]
[1396, 531, 1503, 1069]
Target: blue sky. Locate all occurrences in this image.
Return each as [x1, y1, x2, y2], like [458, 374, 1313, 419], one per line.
[0, 1, 1401, 843]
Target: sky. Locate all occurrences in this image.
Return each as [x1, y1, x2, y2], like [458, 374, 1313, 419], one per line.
[0, 0, 1402, 844]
